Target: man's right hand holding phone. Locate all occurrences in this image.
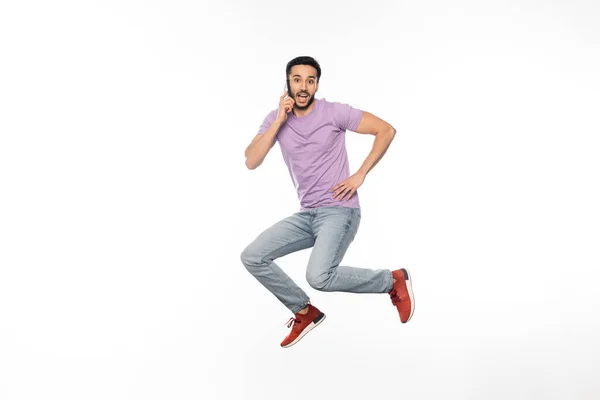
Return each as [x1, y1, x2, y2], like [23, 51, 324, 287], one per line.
[276, 90, 295, 124]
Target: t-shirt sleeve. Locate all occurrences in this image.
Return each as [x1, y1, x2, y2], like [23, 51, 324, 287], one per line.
[257, 110, 278, 135]
[331, 101, 364, 132]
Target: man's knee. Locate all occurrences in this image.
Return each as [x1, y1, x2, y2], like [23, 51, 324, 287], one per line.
[306, 270, 332, 291]
[240, 244, 266, 271]
[240, 245, 257, 269]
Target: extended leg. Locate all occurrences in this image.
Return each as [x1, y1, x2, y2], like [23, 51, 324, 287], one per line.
[305, 207, 394, 293]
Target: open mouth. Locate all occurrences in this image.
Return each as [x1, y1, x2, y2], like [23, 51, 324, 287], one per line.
[297, 93, 309, 101]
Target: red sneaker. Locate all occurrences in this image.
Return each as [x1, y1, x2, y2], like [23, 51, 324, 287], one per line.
[390, 268, 415, 323]
[280, 304, 326, 348]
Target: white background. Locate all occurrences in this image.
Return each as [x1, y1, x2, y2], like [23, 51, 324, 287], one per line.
[1, 0, 599, 399]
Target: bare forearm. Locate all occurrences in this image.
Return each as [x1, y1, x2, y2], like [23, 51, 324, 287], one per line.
[245, 120, 282, 169]
[357, 127, 396, 176]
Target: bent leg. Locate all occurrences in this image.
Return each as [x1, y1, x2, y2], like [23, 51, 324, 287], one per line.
[306, 207, 393, 293]
[241, 211, 315, 313]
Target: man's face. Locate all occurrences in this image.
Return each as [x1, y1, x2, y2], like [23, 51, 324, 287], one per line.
[287, 65, 319, 110]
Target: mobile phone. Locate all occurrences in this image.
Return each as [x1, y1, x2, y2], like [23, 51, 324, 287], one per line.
[283, 80, 293, 112]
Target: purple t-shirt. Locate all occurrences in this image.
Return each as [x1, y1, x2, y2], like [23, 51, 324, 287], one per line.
[256, 97, 364, 210]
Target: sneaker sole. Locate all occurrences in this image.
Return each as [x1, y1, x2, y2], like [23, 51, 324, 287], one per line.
[401, 268, 415, 323]
[281, 312, 326, 348]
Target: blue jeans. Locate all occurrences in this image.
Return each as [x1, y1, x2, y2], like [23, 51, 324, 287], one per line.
[241, 206, 394, 314]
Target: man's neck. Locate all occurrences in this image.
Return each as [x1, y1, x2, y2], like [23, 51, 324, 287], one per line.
[293, 101, 316, 117]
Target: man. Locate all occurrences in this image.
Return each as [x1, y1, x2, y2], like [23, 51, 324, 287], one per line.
[241, 56, 414, 348]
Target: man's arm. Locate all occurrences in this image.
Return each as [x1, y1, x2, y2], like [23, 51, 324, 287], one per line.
[245, 92, 294, 170]
[244, 120, 282, 170]
[331, 111, 396, 201]
[353, 111, 397, 176]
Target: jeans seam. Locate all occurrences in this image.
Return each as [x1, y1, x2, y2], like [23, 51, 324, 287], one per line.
[331, 211, 354, 267]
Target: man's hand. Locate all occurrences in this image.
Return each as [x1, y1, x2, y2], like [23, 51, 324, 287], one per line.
[275, 90, 295, 124]
[330, 172, 365, 201]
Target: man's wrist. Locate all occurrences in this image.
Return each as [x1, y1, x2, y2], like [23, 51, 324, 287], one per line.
[356, 168, 368, 178]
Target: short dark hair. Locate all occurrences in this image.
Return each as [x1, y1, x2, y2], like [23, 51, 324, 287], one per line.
[286, 56, 321, 82]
